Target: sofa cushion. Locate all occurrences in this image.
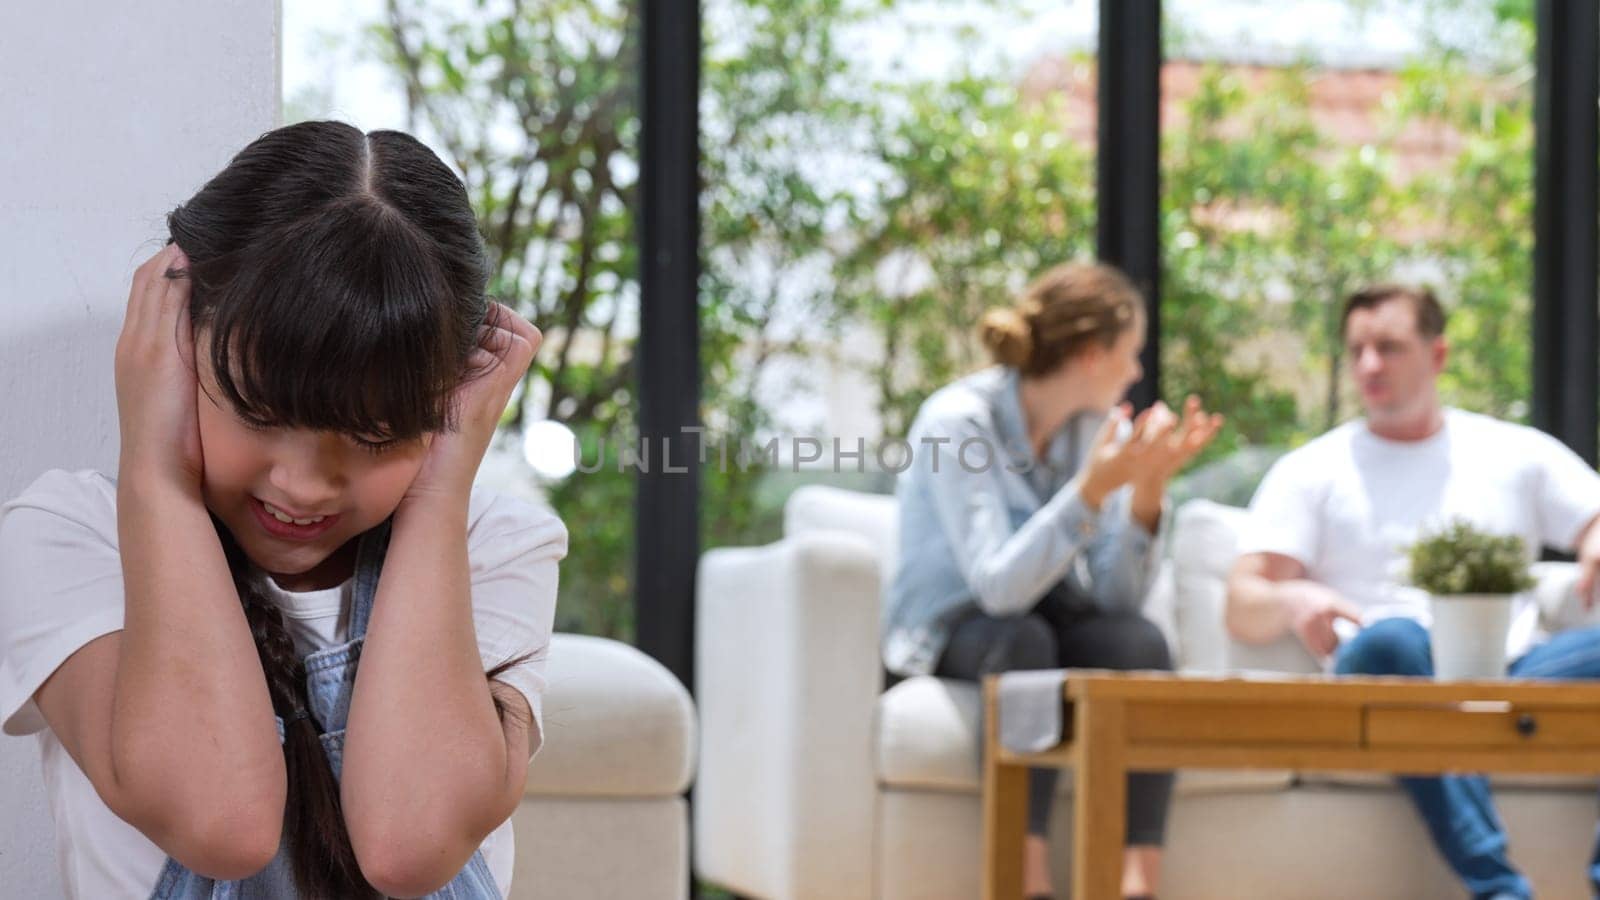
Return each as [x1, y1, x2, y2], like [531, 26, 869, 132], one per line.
[783, 484, 899, 574]
[523, 633, 696, 797]
[876, 676, 981, 791]
[874, 675, 1293, 796]
[1169, 499, 1246, 673]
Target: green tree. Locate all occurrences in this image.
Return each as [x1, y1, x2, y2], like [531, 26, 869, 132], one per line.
[831, 71, 1098, 437]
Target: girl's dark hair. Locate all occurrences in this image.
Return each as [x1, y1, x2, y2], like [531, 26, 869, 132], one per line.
[165, 121, 518, 898]
[173, 120, 488, 441]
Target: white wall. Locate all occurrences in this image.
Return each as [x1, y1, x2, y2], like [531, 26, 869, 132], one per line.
[0, 3, 280, 894]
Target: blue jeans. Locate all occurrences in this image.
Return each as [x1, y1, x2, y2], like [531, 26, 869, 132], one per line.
[1334, 618, 1600, 900]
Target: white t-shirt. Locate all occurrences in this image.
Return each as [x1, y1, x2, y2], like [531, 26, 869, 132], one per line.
[0, 469, 567, 900]
[1238, 408, 1600, 660]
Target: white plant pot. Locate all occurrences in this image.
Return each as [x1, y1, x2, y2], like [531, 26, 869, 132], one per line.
[1430, 593, 1513, 680]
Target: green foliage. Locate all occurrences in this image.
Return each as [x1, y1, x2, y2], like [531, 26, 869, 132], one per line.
[1405, 518, 1536, 595]
[831, 67, 1097, 437]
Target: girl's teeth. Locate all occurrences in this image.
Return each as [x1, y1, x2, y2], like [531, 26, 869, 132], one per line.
[263, 502, 325, 526]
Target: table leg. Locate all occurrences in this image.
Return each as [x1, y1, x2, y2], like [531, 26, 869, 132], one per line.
[1073, 698, 1127, 900]
[983, 677, 1028, 900]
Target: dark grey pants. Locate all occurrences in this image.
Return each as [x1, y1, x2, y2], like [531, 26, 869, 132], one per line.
[934, 598, 1175, 844]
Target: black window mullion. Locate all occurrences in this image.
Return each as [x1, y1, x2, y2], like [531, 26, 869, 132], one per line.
[1097, 0, 1163, 410]
[636, 0, 701, 688]
[1533, 0, 1600, 465]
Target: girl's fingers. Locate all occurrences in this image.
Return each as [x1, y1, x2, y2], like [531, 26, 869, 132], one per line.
[139, 243, 188, 328]
[159, 253, 191, 322]
[481, 302, 544, 359]
[124, 245, 189, 348]
[485, 301, 540, 343]
[478, 322, 513, 354]
[131, 248, 172, 332]
[468, 346, 498, 370]
[127, 256, 154, 321]
[477, 322, 535, 372]
[483, 301, 511, 330]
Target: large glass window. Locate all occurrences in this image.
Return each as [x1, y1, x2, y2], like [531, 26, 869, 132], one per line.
[1159, 1, 1534, 495]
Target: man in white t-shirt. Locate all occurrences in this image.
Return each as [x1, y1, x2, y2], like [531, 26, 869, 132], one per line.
[1226, 284, 1600, 900]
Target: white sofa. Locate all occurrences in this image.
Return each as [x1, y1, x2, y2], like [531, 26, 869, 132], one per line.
[510, 633, 696, 899]
[694, 485, 1600, 900]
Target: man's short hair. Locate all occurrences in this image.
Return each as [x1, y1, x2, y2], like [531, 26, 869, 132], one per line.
[1340, 284, 1446, 340]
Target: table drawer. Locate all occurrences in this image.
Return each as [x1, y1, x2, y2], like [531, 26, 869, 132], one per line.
[1365, 704, 1600, 749]
[1124, 702, 1361, 745]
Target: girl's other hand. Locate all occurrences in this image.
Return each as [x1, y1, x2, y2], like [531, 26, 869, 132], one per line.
[403, 302, 543, 506]
[115, 243, 203, 495]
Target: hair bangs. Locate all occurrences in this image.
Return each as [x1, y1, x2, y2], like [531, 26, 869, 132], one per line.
[200, 199, 469, 440]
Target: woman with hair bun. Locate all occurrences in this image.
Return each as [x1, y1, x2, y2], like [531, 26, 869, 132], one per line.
[883, 261, 1221, 900]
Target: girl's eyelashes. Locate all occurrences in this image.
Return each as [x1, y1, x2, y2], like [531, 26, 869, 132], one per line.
[351, 435, 399, 455]
[237, 415, 273, 433]
[234, 410, 399, 455]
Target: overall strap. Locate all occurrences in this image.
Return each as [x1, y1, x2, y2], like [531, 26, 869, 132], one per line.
[347, 517, 392, 642]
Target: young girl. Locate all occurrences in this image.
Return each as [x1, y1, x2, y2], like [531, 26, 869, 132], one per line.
[0, 121, 566, 899]
[883, 262, 1221, 900]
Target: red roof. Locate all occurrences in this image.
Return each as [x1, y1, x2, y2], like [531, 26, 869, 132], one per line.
[1020, 56, 1498, 181]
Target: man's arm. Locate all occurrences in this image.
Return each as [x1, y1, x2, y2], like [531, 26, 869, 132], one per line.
[1226, 551, 1362, 658]
[1574, 512, 1600, 606]
[1528, 427, 1600, 605]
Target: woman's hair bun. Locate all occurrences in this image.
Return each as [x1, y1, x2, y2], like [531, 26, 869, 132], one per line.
[979, 306, 1035, 369]
[979, 262, 1142, 375]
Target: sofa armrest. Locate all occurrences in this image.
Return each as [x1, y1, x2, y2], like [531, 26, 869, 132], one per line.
[1172, 568, 1321, 676]
[1169, 499, 1324, 675]
[524, 633, 696, 798]
[694, 532, 881, 900]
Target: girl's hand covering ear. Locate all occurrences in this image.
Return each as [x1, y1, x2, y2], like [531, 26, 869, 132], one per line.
[403, 302, 543, 506]
[115, 243, 204, 495]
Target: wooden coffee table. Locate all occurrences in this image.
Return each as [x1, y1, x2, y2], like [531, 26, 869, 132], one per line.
[981, 671, 1600, 900]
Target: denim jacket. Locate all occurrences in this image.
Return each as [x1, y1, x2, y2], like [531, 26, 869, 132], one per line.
[882, 366, 1162, 677]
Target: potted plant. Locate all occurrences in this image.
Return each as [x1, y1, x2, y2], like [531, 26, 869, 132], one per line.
[1405, 519, 1536, 680]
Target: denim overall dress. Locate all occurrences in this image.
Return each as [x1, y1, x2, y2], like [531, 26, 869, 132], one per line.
[149, 521, 503, 899]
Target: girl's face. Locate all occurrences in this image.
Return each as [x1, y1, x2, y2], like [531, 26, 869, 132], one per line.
[194, 336, 433, 591]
